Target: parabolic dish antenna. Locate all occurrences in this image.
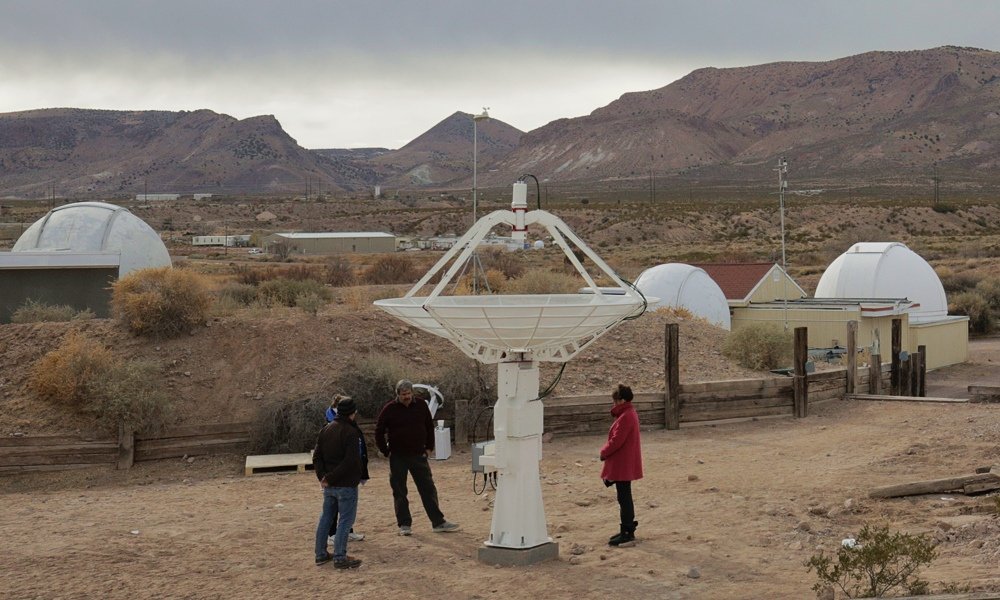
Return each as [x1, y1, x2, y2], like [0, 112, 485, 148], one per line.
[374, 180, 655, 565]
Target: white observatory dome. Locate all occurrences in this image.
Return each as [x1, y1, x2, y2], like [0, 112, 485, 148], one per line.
[635, 263, 731, 330]
[815, 242, 946, 322]
[13, 202, 171, 276]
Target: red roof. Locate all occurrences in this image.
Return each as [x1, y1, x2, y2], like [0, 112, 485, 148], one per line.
[689, 263, 776, 301]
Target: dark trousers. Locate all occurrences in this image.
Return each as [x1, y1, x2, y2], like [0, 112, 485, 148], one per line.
[389, 453, 445, 527]
[615, 481, 635, 527]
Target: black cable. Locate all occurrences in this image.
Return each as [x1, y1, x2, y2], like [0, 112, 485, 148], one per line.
[519, 173, 542, 209]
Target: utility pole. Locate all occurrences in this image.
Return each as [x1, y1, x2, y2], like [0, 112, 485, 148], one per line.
[775, 157, 789, 331]
[931, 164, 941, 204]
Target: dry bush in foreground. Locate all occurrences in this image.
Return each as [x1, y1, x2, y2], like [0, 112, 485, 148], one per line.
[504, 268, 581, 294]
[722, 323, 792, 370]
[11, 299, 94, 323]
[249, 395, 329, 454]
[112, 267, 212, 338]
[30, 333, 115, 407]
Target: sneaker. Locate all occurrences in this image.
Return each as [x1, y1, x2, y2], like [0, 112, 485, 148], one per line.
[398, 525, 412, 536]
[333, 556, 362, 569]
[432, 521, 460, 533]
[315, 553, 333, 566]
[348, 531, 365, 542]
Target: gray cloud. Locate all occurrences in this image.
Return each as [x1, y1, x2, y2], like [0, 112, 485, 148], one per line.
[2, 0, 999, 148]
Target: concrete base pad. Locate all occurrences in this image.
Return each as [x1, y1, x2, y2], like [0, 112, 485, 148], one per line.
[478, 542, 559, 566]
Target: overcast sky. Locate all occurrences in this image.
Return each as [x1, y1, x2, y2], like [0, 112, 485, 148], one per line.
[2, 1, 999, 149]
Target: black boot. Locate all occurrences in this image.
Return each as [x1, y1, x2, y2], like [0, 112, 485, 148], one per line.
[610, 521, 637, 546]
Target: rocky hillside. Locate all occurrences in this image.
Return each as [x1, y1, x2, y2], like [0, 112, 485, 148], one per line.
[366, 111, 523, 188]
[0, 108, 367, 198]
[485, 46, 1000, 187]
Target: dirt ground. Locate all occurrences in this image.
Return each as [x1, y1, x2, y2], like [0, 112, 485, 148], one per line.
[2, 339, 999, 599]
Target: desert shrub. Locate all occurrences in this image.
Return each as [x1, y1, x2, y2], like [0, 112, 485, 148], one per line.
[11, 299, 95, 323]
[450, 268, 508, 294]
[938, 270, 979, 293]
[343, 286, 401, 310]
[975, 277, 1000, 309]
[480, 249, 525, 279]
[433, 358, 496, 407]
[30, 333, 116, 407]
[281, 264, 325, 282]
[335, 354, 410, 418]
[257, 277, 330, 307]
[233, 264, 268, 286]
[806, 523, 936, 598]
[949, 290, 995, 334]
[295, 291, 325, 315]
[722, 323, 793, 370]
[219, 283, 259, 306]
[88, 360, 173, 434]
[325, 257, 356, 287]
[363, 254, 418, 285]
[111, 267, 212, 338]
[504, 268, 581, 294]
[249, 395, 329, 454]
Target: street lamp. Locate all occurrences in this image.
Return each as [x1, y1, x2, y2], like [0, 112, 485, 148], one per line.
[472, 108, 490, 293]
[472, 107, 490, 224]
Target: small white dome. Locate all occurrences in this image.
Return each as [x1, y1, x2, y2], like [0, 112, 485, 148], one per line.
[815, 242, 946, 321]
[13, 202, 171, 276]
[635, 263, 731, 330]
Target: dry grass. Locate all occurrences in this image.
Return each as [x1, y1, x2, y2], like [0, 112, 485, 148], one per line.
[111, 267, 213, 338]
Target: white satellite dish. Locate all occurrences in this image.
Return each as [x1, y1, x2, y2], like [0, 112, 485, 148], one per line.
[374, 187, 654, 565]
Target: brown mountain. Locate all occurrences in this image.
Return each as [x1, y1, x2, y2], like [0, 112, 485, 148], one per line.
[0, 108, 367, 198]
[483, 46, 1000, 188]
[367, 111, 523, 188]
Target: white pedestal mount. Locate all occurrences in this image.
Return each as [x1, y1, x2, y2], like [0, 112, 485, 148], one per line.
[375, 204, 652, 566]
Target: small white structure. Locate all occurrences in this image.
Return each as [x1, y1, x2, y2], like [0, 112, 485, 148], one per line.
[815, 242, 946, 322]
[192, 235, 251, 247]
[135, 193, 180, 201]
[13, 202, 171, 276]
[634, 263, 731, 330]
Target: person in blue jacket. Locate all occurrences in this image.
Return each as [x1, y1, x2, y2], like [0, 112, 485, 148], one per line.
[325, 395, 366, 543]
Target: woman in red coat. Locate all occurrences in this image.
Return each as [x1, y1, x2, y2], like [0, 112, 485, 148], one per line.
[599, 384, 643, 546]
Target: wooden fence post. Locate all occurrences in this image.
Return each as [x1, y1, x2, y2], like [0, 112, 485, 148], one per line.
[454, 398, 469, 446]
[869, 354, 882, 395]
[664, 323, 680, 430]
[117, 423, 134, 470]
[900, 355, 912, 396]
[917, 344, 927, 397]
[911, 352, 922, 398]
[793, 327, 808, 418]
[846, 320, 858, 396]
[890, 318, 902, 395]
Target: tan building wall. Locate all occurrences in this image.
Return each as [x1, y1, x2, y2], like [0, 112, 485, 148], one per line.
[746, 267, 806, 303]
[909, 318, 969, 370]
[731, 307, 912, 355]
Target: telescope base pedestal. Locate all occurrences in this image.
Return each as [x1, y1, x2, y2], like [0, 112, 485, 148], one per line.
[478, 541, 559, 566]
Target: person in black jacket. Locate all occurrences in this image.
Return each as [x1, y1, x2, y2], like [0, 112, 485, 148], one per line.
[375, 379, 459, 536]
[313, 398, 368, 569]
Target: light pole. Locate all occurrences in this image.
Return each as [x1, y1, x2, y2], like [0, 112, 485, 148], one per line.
[472, 107, 490, 293]
[775, 156, 789, 330]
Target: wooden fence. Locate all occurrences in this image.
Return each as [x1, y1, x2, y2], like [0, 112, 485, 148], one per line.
[2, 422, 251, 474]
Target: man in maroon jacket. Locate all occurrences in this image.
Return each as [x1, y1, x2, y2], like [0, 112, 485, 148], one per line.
[375, 379, 460, 536]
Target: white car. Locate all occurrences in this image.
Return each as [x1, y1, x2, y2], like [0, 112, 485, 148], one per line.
[248, 248, 263, 255]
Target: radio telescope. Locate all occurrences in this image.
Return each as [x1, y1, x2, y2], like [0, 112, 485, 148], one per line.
[375, 180, 654, 565]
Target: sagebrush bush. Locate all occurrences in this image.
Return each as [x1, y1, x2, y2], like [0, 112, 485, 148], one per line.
[363, 255, 417, 284]
[504, 268, 582, 294]
[325, 257, 356, 287]
[11, 299, 93, 323]
[723, 323, 793, 370]
[806, 523, 936, 599]
[295, 291, 325, 315]
[30, 333, 116, 407]
[219, 283, 259, 306]
[938, 270, 979, 293]
[450, 268, 508, 294]
[949, 290, 995, 334]
[88, 361, 173, 434]
[335, 354, 410, 418]
[257, 278, 330, 307]
[249, 395, 330, 454]
[30, 335, 171, 433]
[975, 277, 1000, 309]
[480, 249, 526, 279]
[112, 267, 212, 338]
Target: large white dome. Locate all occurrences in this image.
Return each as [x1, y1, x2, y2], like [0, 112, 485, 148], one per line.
[635, 263, 731, 330]
[13, 202, 171, 276]
[815, 242, 946, 322]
